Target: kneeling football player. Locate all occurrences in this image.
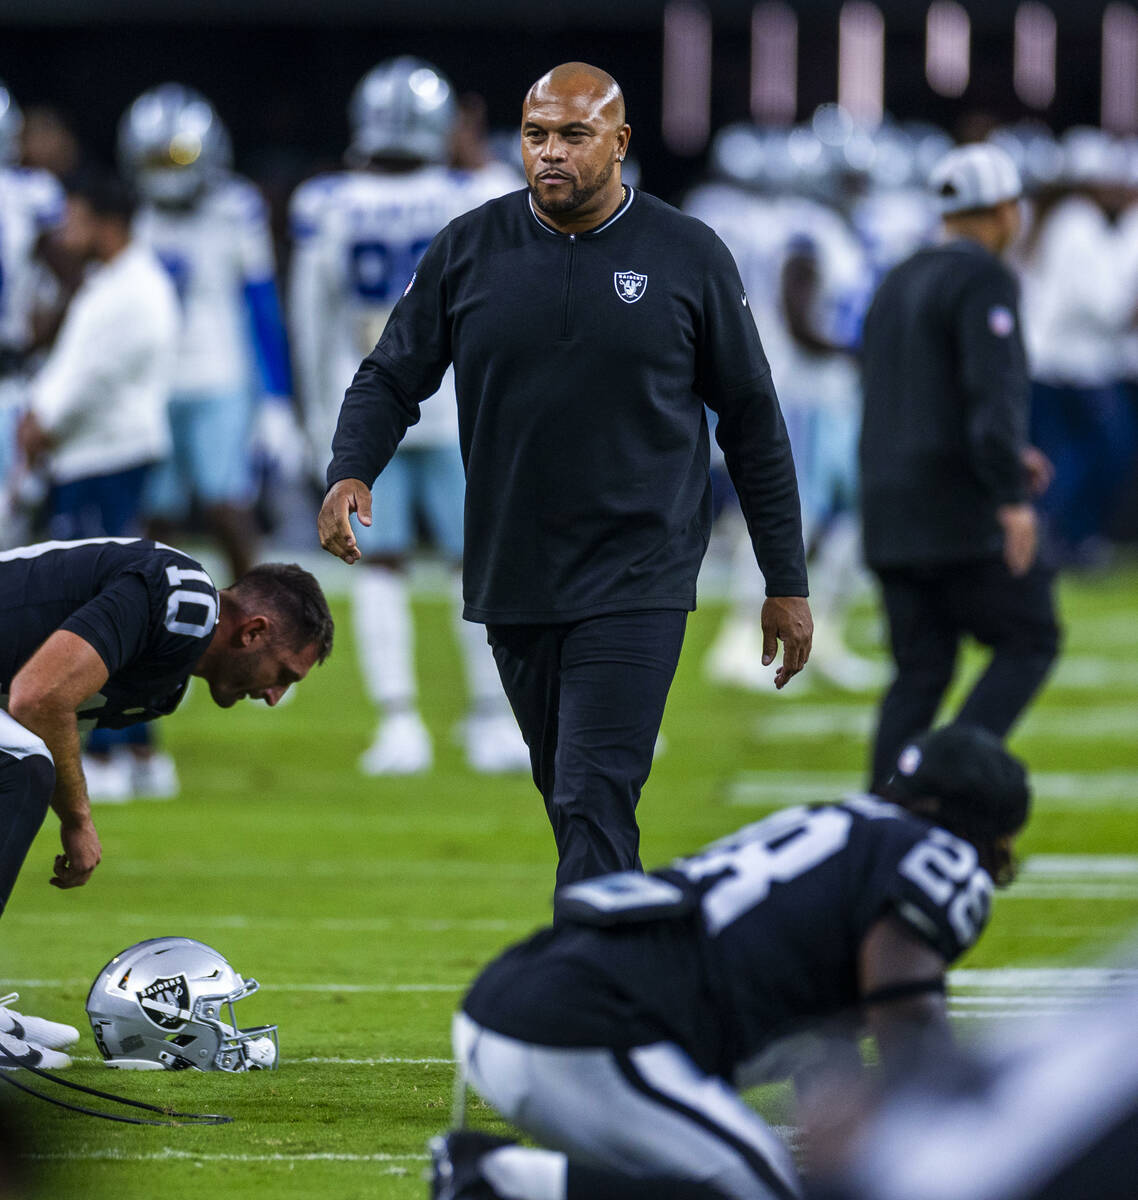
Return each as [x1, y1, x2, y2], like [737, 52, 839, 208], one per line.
[429, 723, 1029, 1200]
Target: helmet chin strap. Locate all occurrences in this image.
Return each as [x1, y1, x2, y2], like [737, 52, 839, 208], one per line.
[0, 1044, 233, 1125]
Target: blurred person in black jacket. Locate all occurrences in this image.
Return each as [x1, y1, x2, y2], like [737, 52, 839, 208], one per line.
[860, 143, 1059, 792]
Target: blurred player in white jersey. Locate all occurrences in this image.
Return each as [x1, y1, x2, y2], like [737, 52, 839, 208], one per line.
[118, 83, 296, 583]
[290, 57, 528, 775]
[0, 80, 64, 546]
[690, 123, 883, 691]
[1017, 128, 1138, 566]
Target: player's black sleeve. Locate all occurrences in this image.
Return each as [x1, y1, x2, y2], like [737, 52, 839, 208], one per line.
[327, 226, 454, 489]
[698, 232, 808, 597]
[60, 573, 152, 676]
[956, 263, 1030, 506]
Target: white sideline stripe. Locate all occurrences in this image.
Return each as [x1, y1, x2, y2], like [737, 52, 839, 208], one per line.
[752, 705, 1138, 740]
[26, 1149, 424, 1165]
[725, 770, 1138, 809]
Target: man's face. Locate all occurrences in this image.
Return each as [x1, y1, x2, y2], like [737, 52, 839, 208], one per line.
[206, 638, 320, 709]
[59, 195, 98, 258]
[521, 84, 629, 216]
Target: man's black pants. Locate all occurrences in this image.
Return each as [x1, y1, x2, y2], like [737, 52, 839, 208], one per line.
[870, 558, 1060, 791]
[486, 610, 687, 887]
[0, 718, 56, 916]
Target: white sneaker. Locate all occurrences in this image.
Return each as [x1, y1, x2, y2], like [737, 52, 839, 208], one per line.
[0, 994, 80, 1050]
[130, 751, 180, 799]
[463, 712, 531, 774]
[359, 712, 433, 776]
[703, 618, 780, 692]
[0, 1030, 72, 1070]
[81, 752, 133, 803]
[809, 622, 889, 692]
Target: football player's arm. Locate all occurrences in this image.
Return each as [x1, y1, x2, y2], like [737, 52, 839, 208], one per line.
[7, 632, 108, 890]
[858, 912, 953, 1074]
[321, 226, 453, 564]
[699, 231, 812, 687]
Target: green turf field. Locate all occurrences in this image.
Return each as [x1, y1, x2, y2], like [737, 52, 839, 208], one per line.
[5, 561, 1137, 1198]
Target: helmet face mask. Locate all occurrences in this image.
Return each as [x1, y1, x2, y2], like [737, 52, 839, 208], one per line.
[118, 84, 232, 207]
[86, 937, 278, 1072]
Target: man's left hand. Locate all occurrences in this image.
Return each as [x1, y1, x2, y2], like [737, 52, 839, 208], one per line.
[761, 596, 813, 689]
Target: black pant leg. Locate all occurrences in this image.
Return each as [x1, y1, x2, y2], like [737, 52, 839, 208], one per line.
[550, 610, 686, 885]
[486, 622, 564, 801]
[871, 568, 959, 791]
[0, 750, 55, 916]
[949, 558, 1061, 737]
[487, 611, 686, 886]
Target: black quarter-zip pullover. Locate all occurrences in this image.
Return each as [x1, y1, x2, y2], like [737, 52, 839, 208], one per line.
[328, 187, 807, 623]
[860, 238, 1031, 570]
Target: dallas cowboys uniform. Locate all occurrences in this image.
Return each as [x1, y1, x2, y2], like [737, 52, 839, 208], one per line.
[292, 161, 528, 777]
[290, 162, 518, 547]
[134, 174, 292, 524]
[0, 538, 218, 912]
[456, 796, 993, 1199]
[762, 197, 872, 541]
[0, 164, 64, 517]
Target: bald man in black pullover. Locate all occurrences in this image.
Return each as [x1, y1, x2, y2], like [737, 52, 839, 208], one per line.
[320, 64, 811, 884]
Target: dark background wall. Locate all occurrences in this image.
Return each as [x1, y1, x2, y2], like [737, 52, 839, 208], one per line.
[0, 2, 1117, 206]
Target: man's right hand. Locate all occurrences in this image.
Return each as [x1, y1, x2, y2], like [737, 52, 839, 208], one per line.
[997, 503, 1038, 577]
[52, 814, 102, 889]
[318, 478, 373, 565]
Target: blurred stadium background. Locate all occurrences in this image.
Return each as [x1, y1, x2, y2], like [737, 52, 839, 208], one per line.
[2, 0, 1138, 1197]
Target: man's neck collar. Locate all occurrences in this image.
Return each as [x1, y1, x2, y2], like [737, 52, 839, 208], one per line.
[527, 184, 634, 237]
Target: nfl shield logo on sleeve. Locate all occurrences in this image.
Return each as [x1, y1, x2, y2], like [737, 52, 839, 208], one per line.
[614, 271, 648, 303]
[988, 305, 1015, 337]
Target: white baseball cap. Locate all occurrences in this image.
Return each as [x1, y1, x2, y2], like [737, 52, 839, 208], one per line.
[928, 143, 1023, 214]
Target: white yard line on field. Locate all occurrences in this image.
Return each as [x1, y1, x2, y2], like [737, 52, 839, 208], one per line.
[3, 979, 464, 993]
[4, 911, 532, 933]
[752, 705, 1138, 740]
[25, 1148, 424, 1166]
[724, 770, 1138, 809]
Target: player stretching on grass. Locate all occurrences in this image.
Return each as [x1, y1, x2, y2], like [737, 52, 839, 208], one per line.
[0, 537, 332, 1068]
[430, 724, 1029, 1200]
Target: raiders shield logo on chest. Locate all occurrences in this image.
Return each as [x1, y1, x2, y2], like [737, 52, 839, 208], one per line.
[614, 271, 648, 303]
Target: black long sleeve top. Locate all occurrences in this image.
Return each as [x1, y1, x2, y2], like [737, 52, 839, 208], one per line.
[859, 238, 1031, 570]
[328, 186, 807, 623]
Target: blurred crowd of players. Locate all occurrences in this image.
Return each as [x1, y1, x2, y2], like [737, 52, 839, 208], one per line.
[1, 64, 1137, 795]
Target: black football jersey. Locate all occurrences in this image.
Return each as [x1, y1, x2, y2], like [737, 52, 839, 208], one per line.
[462, 797, 994, 1081]
[0, 538, 219, 729]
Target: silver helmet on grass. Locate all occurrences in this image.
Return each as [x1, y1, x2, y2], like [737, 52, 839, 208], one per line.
[86, 937, 278, 1071]
[0, 80, 23, 166]
[117, 83, 232, 206]
[347, 56, 456, 166]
